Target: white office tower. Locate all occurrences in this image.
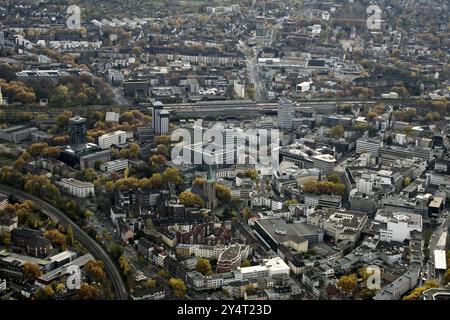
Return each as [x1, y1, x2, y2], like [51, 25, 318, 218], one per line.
[224, 126, 243, 165]
[277, 97, 294, 130]
[152, 101, 170, 135]
[158, 110, 170, 135]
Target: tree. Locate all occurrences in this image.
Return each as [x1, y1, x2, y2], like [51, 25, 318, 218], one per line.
[28, 143, 48, 157]
[146, 278, 157, 289]
[128, 143, 140, 159]
[245, 284, 256, 295]
[157, 269, 168, 278]
[403, 280, 438, 300]
[22, 262, 43, 282]
[179, 191, 205, 208]
[326, 173, 341, 184]
[44, 229, 67, 247]
[302, 179, 345, 197]
[83, 168, 98, 182]
[156, 144, 169, 158]
[193, 177, 205, 186]
[67, 225, 74, 246]
[195, 258, 213, 275]
[149, 154, 167, 168]
[244, 169, 258, 181]
[329, 125, 344, 138]
[424, 112, 441, 123]
[241, 260, 251, 267]
[34, 285, 54, 300]
[403, 176, 412, 187]
[1, 232, 11, 246]
[119, 255, 132, 276]
[286, 199, 299, 206]
[41, 146, 61, 158]
[162, 168, 183, 185]
[108, 244, 124, 261]
[85, 260, 107, 282]
[444, 268, 450, 284]
[337, 274, 357, 295]
[357, 267, 372, 282]
[78, 283, 101, 300]
[169, 278, 187, 297]
[242, 207, 252, 220]
[154, 135, 171, 145]
[215, 183, 231, 202]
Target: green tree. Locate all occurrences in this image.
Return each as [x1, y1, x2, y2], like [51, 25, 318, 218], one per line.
[22, 262, 43, 282]
[169, 278, 187, 297]
[77, 283, 101, 300]
[162, 168, 183, 185]
[179, 191, 205, 208]
[329, 125, 344, 138]
[241, 260, 251, 267]
[85, 260, 107, 282]
[215, 183, 231, 202]
[195, 258, 213, 275]
[146, 278, 157, 289]
[244, 169, 258, 181]
[337, 274, 357, 295]
[43, 229, 67, 247]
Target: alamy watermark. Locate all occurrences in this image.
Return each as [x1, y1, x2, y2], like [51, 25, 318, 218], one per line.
[66, 265, 82, 290]
[365, 265, 381, 290]
[367, 5, 382, 31]
[66, 5, 81, 30]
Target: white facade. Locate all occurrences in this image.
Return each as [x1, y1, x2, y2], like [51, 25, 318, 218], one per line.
[100, 159, 129, 173]
[158, 110, 170, 135]
[356, 138, 382, 156]
[98, 130, 127, 149]
[252, 196, 283, 211]
[296, 81, 311, 92]
[311, 154, 336, 176]
[57, 178, 94, 198]
[375, 212, 422, 242]
[277, 98, 294, 130]
[239, 257, 290, 280]
[356, 178, 373, 195]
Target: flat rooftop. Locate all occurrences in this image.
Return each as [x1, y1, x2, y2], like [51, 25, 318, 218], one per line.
[256, 218, 320, 244]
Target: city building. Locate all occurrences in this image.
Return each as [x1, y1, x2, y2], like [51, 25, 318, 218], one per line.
[306, 209, 367, 242]
[56, 178, 95, 198]
[356, 137, 382, 156]
[373, 267, 420, 300]
[0, 126, 38, 144]
[79, 149, 111, 169]
[68, 116, 87, 146]
[311, 154, 336, 176]
[98, 130, 127, 149]
[152, 101, 170, 135]
[277, 98, 294, 130]
[254, 218, 323, 253]
[11, 228, 52, 258]
[100, 159, 129, 173]
[217, 244, 247, 273]
[372, 210, 422, 242]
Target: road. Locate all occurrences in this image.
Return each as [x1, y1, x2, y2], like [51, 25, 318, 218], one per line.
[0, 184, 129, 300]
[426, 210, 450, 283]
[239, 44, 266, 102]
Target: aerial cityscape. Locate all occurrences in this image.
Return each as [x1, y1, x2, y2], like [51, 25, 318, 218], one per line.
[0, 0, 449, 304]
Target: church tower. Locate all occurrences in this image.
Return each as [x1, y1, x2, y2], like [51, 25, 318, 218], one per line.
[204, 165, 217, 210]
